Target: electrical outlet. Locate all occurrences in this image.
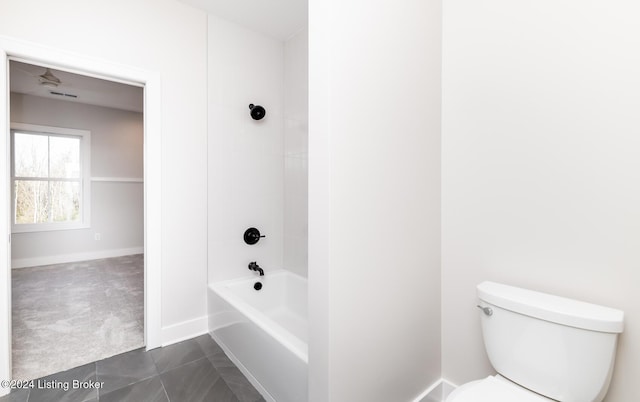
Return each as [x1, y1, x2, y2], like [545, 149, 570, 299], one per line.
[94, 233, 101, 241]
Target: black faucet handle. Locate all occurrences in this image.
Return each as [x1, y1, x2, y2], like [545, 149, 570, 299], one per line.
[248, 261, 257, 270]
[244, 228, 265, 245]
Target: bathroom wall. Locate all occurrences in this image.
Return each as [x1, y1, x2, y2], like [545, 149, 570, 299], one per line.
[308, 0, 442, 400]
[207, 14, 285, 282]
[0, 0, 208, 345]
[10, 93, 143, 267]
[283, 27, 308, 278]
[441, 1, 640, 401]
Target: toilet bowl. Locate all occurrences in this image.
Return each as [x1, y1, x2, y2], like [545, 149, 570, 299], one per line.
[446, 375, 553, 402]
[446, 281, 624, 402]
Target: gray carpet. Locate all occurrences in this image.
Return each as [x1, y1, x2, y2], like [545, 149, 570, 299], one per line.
[11, 254, 144, 380]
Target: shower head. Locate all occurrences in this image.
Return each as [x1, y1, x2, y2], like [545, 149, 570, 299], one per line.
[249, 104, 266, 120]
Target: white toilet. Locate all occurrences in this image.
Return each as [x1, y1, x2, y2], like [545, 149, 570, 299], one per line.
[446, 281, 624, 402]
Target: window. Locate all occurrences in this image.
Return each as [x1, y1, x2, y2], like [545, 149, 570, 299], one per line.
[11, 123, 91, 233]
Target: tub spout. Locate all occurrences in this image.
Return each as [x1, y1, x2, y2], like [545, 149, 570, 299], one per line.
[248, 261, 264, 276]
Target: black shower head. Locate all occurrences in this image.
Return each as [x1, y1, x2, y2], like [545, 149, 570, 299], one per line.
[249, 104, 266, 120]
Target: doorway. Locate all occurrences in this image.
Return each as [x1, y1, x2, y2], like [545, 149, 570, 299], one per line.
[9, 60, 145, 380]
[0, 37, 162, 393]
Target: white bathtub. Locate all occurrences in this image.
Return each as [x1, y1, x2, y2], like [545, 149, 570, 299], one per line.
[208, 270, 308, 402]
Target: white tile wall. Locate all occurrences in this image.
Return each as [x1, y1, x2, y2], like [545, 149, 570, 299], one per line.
[207, 18, 307, 282]
[283, 27, 309, 278]
[208, 15, 285, 282]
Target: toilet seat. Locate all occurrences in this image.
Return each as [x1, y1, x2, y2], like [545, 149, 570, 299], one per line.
[446, 375, 555, 402]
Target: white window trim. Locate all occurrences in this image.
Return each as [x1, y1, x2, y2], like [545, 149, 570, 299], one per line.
[10, 122, 91, 233]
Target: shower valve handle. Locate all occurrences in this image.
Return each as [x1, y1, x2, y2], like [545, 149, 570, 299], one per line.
[244, 227, 265, 245]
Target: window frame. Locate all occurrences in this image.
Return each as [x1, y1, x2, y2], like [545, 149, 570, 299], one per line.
[10, 123, 91, 233]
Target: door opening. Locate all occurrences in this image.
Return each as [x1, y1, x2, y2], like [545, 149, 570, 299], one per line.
[9, 60, 145, 380]
[0, 37, 162, 395]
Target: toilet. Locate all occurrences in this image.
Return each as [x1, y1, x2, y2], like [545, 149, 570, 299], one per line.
[446, 281, 624, 402]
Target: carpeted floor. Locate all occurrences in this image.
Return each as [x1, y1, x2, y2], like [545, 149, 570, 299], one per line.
[11, 254, 144, 380]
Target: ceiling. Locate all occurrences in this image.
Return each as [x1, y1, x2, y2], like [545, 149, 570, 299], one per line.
[9, 1, 308, 111]
[10, 61, 143, 113]
[180, 0, 307, 41]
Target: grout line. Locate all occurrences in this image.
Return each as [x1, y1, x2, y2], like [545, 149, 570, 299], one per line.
[155, 355, 211, 376]
[159, 376, 171, 402]
[217, 368, 249, 402]
[211, 353, 262, 402]
[150, 336, 224, 376]
[97, 373, 158, 400]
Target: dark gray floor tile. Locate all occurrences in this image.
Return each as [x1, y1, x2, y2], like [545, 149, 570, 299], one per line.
[96, 348, 158, 395]
[208, 352, 262, 402]
[207, 349, 232, 369]
[27, 363, 97, 402]
[99, 377, 167, 402]
[194, 334, 223, 357]
[218, 366, 263, 402]
[0, 388, 29, 402]
[11, 334, 259, 402]
[161, 357, 238, 402]
[150, 339, 205, 373]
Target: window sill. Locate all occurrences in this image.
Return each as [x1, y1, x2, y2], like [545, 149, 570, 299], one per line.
[11, 222, 90, 234]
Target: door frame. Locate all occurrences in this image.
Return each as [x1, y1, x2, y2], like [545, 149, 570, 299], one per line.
[0, 36, 163, 394]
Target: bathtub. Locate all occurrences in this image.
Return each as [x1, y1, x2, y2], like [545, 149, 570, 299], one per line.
[208, 270, 308, 402]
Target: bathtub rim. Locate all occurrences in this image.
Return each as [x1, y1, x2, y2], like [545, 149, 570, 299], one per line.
[209, 269, 308, 364]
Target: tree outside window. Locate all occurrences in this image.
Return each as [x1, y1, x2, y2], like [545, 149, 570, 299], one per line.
[11, 124, 90, 233]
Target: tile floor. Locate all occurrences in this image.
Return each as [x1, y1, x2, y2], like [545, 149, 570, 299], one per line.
[0, 334, 265, 402]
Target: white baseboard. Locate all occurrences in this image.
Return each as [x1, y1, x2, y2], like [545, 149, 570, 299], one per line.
[161, 315, 209, 347]
[414, 378, 458, 402]
[11, 246, 144, 269]
[414, 380, 442, 402]
[441, 379, 457, 400]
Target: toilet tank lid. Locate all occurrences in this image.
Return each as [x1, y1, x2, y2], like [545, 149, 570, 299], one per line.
[477, 281, 624, 333]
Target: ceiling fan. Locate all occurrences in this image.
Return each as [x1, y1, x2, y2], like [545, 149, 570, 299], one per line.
[38, 68, 62, 88]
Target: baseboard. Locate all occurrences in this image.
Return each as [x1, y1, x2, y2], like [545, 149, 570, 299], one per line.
[161, 315, 209, 347]
[11, 246, 144, 269]
[413, 380, 441, 402]
[414, 378, 458, 402]
[441, 379, 457, 400]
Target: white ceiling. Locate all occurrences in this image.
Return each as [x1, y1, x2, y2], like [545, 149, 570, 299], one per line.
[180, 0, 307, 41]
[10, 61, 143, 113]
[9, 1, 308, 111]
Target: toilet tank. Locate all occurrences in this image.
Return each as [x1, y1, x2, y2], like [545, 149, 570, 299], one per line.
[477, 281, 624, 402]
